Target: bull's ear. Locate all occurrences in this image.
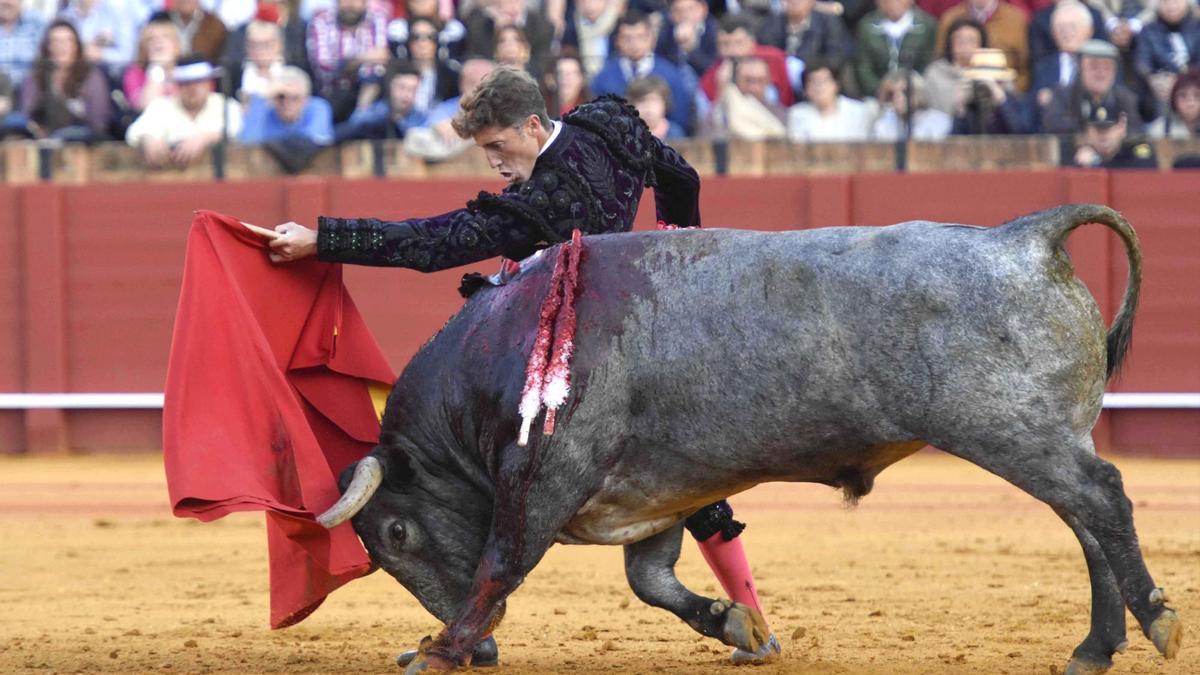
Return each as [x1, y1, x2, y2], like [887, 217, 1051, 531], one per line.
[380, 452, 416, 491]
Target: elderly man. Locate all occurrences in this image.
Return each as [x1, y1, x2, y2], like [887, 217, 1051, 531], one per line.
[1031, 0, 1094, 96]
[240, 65, 334, 146]
[855, 0, 938, 97]
[1042, 38, 1143, 133]
[306, 0, 389, 120]
[592, 10, 696, 133]
[267, 65, 782, 668]
[125, 57, 244, 167]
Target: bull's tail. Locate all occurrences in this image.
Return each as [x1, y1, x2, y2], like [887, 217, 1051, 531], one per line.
[1021, 204, 1143, 380]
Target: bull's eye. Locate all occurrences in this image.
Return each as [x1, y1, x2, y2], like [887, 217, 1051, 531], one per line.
[389, 521, 407, 543]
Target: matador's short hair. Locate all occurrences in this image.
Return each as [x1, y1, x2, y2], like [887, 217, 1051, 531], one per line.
[452, 65, 551, 139]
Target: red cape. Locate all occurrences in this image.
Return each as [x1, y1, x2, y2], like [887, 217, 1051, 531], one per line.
[164, 210, 395, 628]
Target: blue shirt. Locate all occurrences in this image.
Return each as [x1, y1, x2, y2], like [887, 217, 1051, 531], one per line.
[239, 94, 335, 146]
[0, 15, 46, 85]
[345, 99, 428, 136]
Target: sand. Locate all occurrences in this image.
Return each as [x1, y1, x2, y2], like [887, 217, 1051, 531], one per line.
[0, 452, 1196, 674]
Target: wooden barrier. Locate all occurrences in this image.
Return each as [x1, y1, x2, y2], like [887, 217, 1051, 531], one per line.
[0, 171, 1197, 455]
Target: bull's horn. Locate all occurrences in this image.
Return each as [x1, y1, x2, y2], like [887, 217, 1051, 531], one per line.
[317, 456, 383, 528]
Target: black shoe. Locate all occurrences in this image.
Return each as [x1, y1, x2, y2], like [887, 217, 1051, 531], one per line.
[395, 635, 499, 668]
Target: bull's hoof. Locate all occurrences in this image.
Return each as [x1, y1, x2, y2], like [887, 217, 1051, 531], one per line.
[711, 600, 770, 654]
[1148, 609, 1182, 660]
[1063, 656, 1112, 675]
[404, 652, 458, 674]
[731, 633, 781, 665]
[397, 636, 498, 668]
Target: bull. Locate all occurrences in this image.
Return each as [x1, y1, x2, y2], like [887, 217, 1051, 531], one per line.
[318, 204, 1182, 674]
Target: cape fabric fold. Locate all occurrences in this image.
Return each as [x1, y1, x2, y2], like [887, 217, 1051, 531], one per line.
[163, 210, 395, 628]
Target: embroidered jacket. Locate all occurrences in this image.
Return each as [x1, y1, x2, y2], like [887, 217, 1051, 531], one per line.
[316, 96, 701, 272]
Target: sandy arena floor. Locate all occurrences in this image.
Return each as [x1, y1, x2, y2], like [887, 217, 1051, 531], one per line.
[0, 452, 1196, 674]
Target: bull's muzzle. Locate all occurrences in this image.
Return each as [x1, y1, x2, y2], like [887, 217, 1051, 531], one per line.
[317, 456, 383, 528]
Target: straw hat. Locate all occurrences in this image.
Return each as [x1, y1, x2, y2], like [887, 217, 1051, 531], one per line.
[962, 48, 1016, 82]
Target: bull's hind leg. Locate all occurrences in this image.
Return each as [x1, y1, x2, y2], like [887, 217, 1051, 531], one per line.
[1057, 513, 1128, 674]
[624, 523, 773, 657]
[945, 440, 1181, 666]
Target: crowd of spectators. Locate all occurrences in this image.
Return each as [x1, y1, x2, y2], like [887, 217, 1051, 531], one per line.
[0, 0, 1197, 171]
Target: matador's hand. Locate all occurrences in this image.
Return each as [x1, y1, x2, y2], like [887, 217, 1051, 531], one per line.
[269, 222, 318, 263]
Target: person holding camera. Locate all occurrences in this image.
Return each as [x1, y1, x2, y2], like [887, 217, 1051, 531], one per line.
[951, 47, 1035, 132]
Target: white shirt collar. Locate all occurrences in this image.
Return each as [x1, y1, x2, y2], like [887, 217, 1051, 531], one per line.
[538, 120, 562, 158]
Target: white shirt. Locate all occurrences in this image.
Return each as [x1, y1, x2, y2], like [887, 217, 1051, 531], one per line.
[1059, 52, 1077, 87]
[537, 120, 562, 158]
[126, 92, 244, 146]
[787, 96, 876, 142]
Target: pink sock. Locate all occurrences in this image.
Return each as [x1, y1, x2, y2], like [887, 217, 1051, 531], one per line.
[695, 532, 769, 628]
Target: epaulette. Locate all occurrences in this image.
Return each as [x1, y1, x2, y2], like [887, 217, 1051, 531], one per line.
[562, 95, 656, 178]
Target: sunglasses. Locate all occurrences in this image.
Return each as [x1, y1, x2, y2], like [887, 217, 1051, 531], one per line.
[409, 32, 437, 42]
[274, 93, 304, 103]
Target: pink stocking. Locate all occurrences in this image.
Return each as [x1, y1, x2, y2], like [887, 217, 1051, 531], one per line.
[695, 532, 769, 628]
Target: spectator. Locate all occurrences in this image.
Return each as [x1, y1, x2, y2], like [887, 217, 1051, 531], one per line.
[123, 11, 182, 114]
[871, 69, 954, 138]
[1031, 0, 1093, 99]
[57, 0, 137, 77]
[241, 64, 334, 170]
[855, 0, 939, 98]
[706, 55, 788, 139]
[334, 59, 428, 140]
[306, 0, 390, 120]
[936, 0, 1030, 90]
[1042, 38, 1142, 131]
[561, 0, 622, 79]
[787, 59, 876, 141]
[592, 11, 695, 131]
[1088, 0, 1154, 55]
[952, 46, 1035, 131]
[1134, 0, 1200, 114]
[542, 53, 590, 116]
[405, 16, 460, 114]
[1029, 0, 1106, 66]
[125, 56, 242, 165]
[222, 0, 310, 86]
[169, 0, 227, 61]
[656, 0, 719, 79]
[387, 0, 466, 62]
[233, 20, 286, 101]
[402, 56, 493, 160]
[1147, 68, 1200, 138]
[627, 74, 685, 138]
[699, 14, 794, 106]
[463, 0, 555, 75]
[495, 23, 537, 78]
[759, 0, 853, 93]
[20, 19, 112, 141]
[1066, 98, 1157, 166]
[0, 69, 26, 136]
[0, 0, 44, 86]
[925, 16, 985, 113]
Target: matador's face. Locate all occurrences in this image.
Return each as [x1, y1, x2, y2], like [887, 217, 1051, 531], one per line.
[473, 116, 547, 186]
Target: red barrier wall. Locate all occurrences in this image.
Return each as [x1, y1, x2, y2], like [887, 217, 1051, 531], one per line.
[2, 171, 1197, 455]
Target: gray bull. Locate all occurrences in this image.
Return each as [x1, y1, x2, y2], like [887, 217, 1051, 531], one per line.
[319, 204, 1182, 674]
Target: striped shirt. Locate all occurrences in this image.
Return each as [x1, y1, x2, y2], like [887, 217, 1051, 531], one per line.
[305, 8, 389, 95]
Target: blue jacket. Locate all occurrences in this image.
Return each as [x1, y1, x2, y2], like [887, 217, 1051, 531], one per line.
[239, 95, 334, 146]
[590, 56, 694, 133]
[1134, 17, 1200, 77]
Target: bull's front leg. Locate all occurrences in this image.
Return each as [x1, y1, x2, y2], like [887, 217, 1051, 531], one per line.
[407, 441, 589, 674]
[624, 523, 771, 653]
